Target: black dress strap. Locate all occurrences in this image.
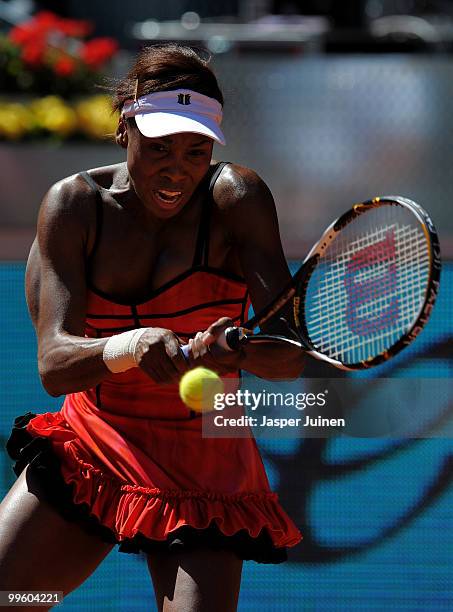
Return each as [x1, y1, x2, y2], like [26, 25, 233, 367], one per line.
[79, 171, 104, 276]
[192, 161, 229, 268]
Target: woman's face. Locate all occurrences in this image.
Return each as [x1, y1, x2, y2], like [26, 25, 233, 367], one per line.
[126, 123, 214, 219]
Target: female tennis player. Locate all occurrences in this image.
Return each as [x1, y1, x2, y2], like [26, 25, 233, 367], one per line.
[0, 44, 304, 611]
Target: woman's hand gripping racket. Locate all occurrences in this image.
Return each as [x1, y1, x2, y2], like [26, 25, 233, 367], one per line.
[183, 196, 441, 371]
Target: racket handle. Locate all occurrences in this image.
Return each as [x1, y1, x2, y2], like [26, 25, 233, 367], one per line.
[180, 327, 242, 361]
[180, 328, 303, 361]
[223, 326, 243, 350]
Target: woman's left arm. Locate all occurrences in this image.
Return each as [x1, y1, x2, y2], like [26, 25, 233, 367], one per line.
[195, 164, 305, 380]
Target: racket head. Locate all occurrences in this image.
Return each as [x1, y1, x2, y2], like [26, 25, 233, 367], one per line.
[293, 196, 441, 370]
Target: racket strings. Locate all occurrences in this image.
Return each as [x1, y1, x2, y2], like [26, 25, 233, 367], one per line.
[315, 237, 427, 359]
[319, 230, 427, 360]
[304, 206, 431, 364]
[312, 226, 428, 320]
[309, 226, 423, 322]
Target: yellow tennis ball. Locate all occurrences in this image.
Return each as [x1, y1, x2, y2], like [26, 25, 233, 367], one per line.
[179, 367, 224, 413]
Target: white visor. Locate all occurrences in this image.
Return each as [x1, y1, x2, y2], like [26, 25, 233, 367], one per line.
[121, 89, 225, 145]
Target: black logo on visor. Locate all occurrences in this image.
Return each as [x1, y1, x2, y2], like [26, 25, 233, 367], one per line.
[177, 94, 191, 105]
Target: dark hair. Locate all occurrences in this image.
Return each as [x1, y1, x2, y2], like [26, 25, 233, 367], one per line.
[113, 44, 224, 113]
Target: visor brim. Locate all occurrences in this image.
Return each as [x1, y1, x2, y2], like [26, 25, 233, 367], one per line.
[135, 112, 226, 146]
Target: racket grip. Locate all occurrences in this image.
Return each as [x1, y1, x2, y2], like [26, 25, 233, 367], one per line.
[223, 326, 243, 350]
[180, 327, 242, 361]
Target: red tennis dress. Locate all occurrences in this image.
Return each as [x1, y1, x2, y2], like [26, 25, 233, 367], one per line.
[7, 163, 302, 563]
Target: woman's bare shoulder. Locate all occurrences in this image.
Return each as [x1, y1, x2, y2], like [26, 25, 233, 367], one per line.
[84, 162, 128, 191]
[38, 162, 126, 221]
[213, 162, 274, 213]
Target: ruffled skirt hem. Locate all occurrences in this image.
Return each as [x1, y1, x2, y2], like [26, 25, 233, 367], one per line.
[6, 412, 302, 564]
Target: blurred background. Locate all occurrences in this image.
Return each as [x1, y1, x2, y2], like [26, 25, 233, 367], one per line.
[1, 0, 453, 610]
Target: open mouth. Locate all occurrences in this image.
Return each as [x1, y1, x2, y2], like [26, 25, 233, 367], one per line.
[154, 189, 183, 207]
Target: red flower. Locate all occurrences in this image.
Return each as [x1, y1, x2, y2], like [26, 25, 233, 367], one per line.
[9, 11, 92, 48]
[9, 12, 59, 47]
[57, 17, 92, 38]
[9, 24, 36, 46]
[6, 10, 119, 83]
[79, 38, 118, 69]
[21, 40, 46, 66]
[53, 55, 77, 76]
[34, 11, 61, 30]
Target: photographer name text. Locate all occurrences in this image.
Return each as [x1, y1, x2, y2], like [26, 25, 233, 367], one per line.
[213, 414, 345, 429]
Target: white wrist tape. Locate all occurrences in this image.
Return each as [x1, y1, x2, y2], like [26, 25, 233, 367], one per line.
[103, 328, 148, 373]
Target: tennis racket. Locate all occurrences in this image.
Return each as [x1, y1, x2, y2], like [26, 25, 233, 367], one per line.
[184, 196, 441, 370]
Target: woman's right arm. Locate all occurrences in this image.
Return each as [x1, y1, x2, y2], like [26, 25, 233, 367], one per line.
[26, 177, 113, 396]
[27, 176, 186, 397]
